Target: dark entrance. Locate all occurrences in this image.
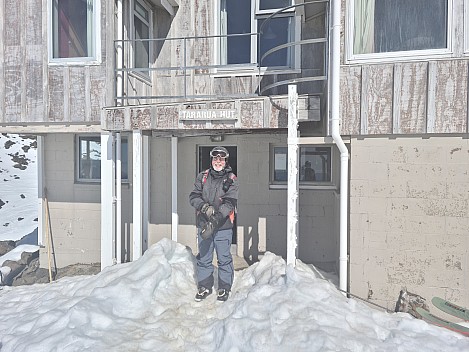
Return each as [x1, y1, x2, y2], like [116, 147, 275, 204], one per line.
[198, 145, 238, 244]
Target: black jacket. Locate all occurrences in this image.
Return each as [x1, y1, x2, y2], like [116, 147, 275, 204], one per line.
[189, 165, 239, 231]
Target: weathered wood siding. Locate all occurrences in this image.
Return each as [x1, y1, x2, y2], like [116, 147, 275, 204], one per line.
[341, 60, 469, 136]
[103, 95, 319, 132]
[0, 0, 110, 125]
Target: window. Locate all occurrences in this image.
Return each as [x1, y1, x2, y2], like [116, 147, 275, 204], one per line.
[349, 0, 450, 60]
[220, 0, 296, 68]
[272, 146, 332, 184]
[51, 0, 100, 61]
[133, 0, 151, 76]
[77, 136, 129, 182]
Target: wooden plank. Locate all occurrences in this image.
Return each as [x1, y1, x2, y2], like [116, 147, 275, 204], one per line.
[394, 62, 427, 134]
[25, 0, 42, 45]
[42, 0, 49, 124]
[48, 67, 65, 122]
[0, 0, 5, 123]
[4, 0, 20, 46]
[25, 46, 44, 122]
[431, 60, 468, 133]
[240, 100, 263, 128]
[362, 64, 393, 134]
[392, 64, 401, 133]
[453, 0, 464, 57]
[213, 76, 254, 96]
[85, 66, 91, 121]
[269, 97, 289, 128]
[191, 0, 212, 96]
[427, 61, 437, 133]
[20, 0, 26, 122]
[4, 46, 22, 122]
[89, 65, 106, 122]
[360, 67, 369, 134]
[3, 0, 22, 123]
[339, 66, 361, 135]
[69, 67, 86, 122]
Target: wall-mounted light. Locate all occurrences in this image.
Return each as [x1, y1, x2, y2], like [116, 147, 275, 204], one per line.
[210, 135, 224, 142]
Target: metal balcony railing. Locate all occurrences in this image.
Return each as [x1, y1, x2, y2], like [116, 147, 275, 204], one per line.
[114, 0, 329, 106]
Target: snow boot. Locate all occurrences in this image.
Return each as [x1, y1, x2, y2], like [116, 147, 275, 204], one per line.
[217, 289, 230, 302]
[195, 286, 212, 302]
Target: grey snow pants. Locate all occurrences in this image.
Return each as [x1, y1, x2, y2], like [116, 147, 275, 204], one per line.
[196, 228, 234, 291]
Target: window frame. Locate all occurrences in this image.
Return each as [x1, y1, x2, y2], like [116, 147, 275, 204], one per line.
[345, 0, 454, 64]
[269, 144, 336, 190]
[130, 0, 153, 81]
[75, 134, 129, 183]
[48, 0, 102, 65]
[216, 0, 301, 75]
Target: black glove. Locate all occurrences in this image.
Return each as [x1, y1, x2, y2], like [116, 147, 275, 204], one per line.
[209, 212, 225, 229]
[200, 221, 215, 240]
[200, 212, 225, 240]
[200, 203, 215, 218]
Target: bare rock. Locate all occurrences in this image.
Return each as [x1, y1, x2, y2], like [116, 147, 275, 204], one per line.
[0, 240, 15, 256]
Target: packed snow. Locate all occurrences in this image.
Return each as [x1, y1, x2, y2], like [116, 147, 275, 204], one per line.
[1, 134, 468, 351]
[0, 133, 38, 242]
[0, 239, 468, 352]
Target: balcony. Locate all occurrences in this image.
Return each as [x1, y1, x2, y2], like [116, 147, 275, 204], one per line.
[103, 1, 329, 134]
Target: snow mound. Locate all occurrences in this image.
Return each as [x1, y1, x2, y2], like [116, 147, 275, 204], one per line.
[0, 238, 468, 352]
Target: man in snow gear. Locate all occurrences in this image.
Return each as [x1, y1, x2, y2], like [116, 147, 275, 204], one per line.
[189, 146, 239, 302]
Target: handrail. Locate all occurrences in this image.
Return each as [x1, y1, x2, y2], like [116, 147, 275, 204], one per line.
[113, 1, 329, 104]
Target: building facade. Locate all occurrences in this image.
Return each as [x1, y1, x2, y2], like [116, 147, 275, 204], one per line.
[0, 0, 468, 312]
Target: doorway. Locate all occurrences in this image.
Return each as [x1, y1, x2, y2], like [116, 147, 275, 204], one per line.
[198, 145, 238, 244]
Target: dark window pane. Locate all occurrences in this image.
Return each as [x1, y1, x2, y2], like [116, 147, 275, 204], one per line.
[226, 0, 251, 64]
[273, 147, 288, 181]
[259, 0, 291, 11]
[354, 0, 448, 54]
[54, 0, 90, 58]
[258, 17, 292, 67]
[78, 136, 129, 181]
[300, 147, 331, 182]
[134, 16, 150, 69]
[79, 137, 101, 180]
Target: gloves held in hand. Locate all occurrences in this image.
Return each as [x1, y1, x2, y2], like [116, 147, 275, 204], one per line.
[200, 203, 215, 218]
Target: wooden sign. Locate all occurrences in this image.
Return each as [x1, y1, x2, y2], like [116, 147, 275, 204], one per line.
[179, 109, 237, 121]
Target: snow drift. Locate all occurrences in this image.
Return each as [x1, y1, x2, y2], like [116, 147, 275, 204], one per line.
[0, 239, 468, 352]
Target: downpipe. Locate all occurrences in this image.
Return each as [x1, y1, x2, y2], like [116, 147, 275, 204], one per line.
[330, 0, 349, 293]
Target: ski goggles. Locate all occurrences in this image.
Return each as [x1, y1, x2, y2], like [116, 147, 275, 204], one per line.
[210, 150, 228, 159]
[211, 155, 227, 161]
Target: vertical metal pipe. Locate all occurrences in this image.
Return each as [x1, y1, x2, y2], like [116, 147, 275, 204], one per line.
[287, 84, 299, 266]
[171, 136, 178, 241]
[116, 132, 122, 263]
[116, 0, 124, 106]
[331, 0, 349, 293]
[132, 130, 143, 260]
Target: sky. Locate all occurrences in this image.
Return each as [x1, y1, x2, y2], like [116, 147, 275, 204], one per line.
[1, 134, 469, 351]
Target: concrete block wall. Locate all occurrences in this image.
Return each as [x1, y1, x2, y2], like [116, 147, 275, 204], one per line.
[349, 136, 469, 314]
[40, 133, 101, 268]
[39, 132, 338, 270]
[150, 133, 339, 269]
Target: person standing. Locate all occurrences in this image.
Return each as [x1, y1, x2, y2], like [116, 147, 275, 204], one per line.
[304, 160, 316, 181]
[189, 146, 239, 302]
